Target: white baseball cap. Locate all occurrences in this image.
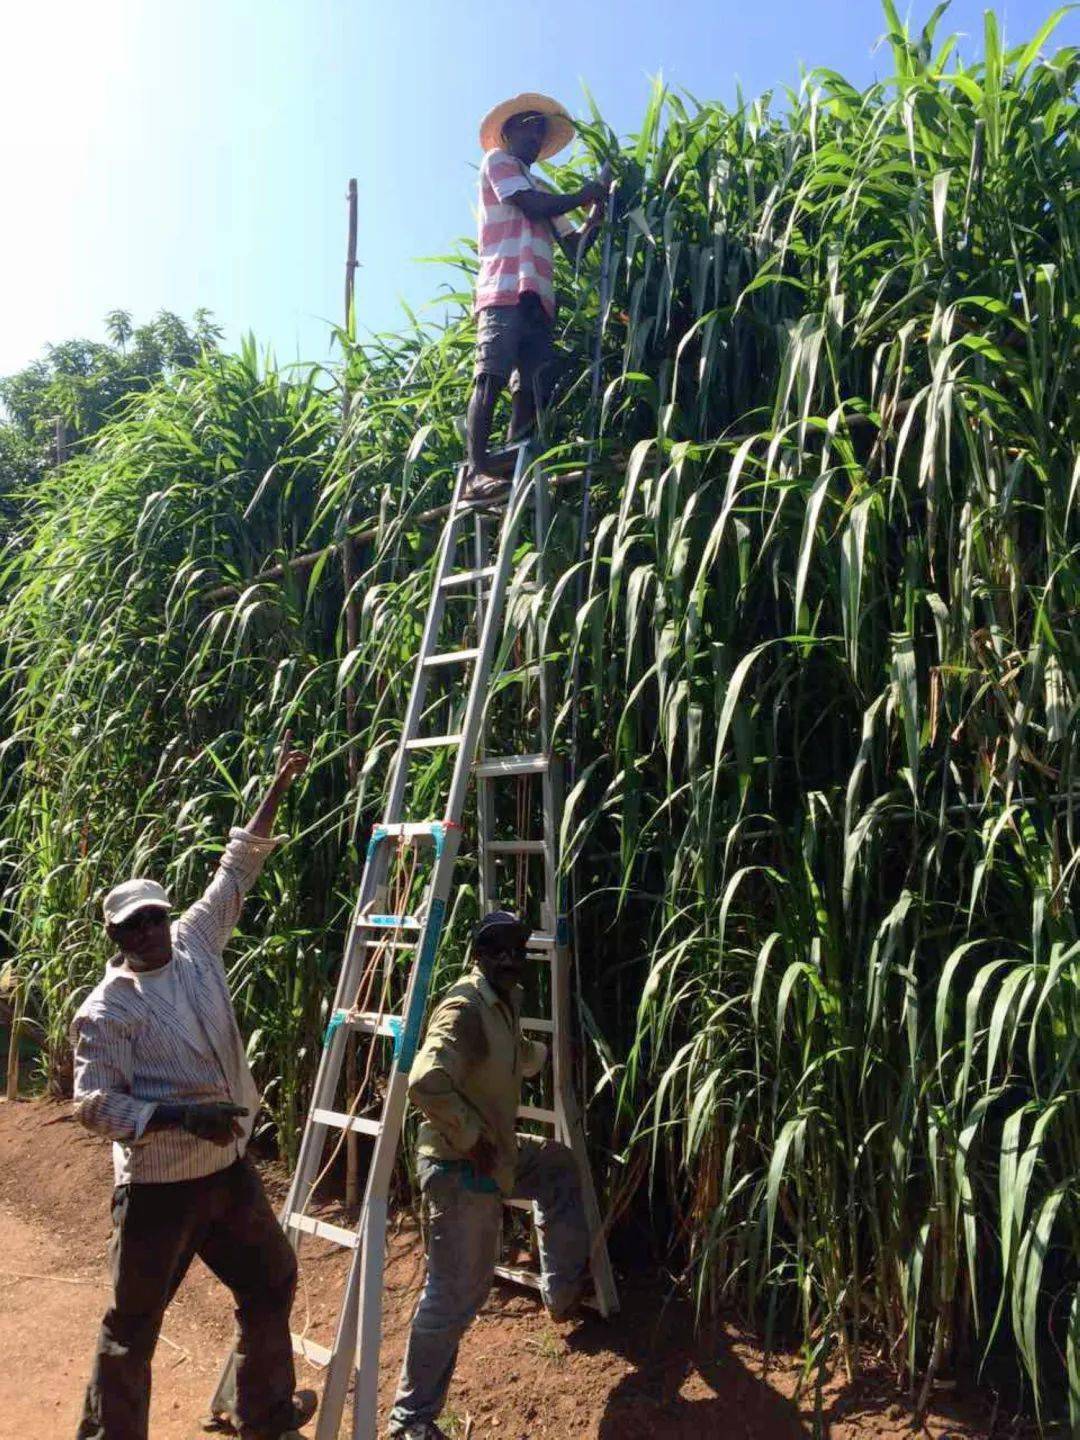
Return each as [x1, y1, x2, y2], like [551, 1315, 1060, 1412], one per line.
[102, 879, 172, 927]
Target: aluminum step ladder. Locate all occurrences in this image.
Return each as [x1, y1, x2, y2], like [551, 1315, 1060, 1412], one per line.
[208, 439, 617, 1440]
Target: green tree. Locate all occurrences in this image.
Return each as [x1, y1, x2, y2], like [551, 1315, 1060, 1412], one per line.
[0, 309, 221, 540]
[104, 309, 133, 352]
[0, 308, 220, 452]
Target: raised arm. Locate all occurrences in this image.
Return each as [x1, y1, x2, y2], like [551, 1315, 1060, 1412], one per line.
[177, 736, 309, 956]
[247, 735, 309, 836]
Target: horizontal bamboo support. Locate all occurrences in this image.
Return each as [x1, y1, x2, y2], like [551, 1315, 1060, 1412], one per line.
[202, 396, 922, 605]
[204, 469, 587, 602]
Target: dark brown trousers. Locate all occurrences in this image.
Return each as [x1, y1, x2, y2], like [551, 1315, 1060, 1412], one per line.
[76, 1157, 297, 1440]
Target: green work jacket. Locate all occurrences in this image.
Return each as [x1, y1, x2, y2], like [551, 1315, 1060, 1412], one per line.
[407, 967, 547, 1196]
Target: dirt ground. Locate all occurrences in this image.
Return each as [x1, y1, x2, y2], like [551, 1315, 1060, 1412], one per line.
[0, 1099, 998, 1440]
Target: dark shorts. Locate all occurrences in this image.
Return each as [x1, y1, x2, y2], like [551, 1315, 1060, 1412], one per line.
[474, 294, 556, 395]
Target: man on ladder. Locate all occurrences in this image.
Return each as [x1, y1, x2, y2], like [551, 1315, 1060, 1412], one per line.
[388, 911, 591, 1440]
[465, 91, 609, 502]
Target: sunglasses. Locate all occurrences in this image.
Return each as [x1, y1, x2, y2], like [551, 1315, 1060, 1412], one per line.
[114, 906, 169, 936]
[514, 114, 547, 131]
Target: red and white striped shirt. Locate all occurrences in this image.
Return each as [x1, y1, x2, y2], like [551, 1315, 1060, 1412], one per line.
[475, 148, 575, 319]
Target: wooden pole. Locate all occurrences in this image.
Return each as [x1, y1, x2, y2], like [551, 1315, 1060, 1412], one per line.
[343, 178, 361, 1209]
[5, 989, 21, 1102]
[345, 178, 359, 341]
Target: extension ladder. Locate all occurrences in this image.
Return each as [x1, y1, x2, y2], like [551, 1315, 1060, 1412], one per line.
[209, 439, 617, 1440]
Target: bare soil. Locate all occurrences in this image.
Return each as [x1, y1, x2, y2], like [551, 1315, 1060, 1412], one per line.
[0, 1099, 996, 1439]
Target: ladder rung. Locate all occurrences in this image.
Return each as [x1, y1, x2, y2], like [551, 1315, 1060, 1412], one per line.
[485, 839, 546, 855]
[374, 822, 442, 841]
[292, 1333, 332, 1367]
[474, 754, 550, 778]
[521, 1016, 553, 1033]
[518, 1104, 557, 1125]
[441, 567, 495, 590]
[489, 438, 531, 459]
[505, 1197, 534, 1212]
[406, 734, 464, 750]
[423, 648, 480, 669]
[313, 1107, 381, 1137]
[526, 933, 555, 950]
[287, 1213, 360, 1249]
[342, 1010, 402, 1038]
[362, 914, 422, 930]
[363, 938, 416, 950]
[495, 1262, 543, 1291]
[494, 1264, 601, 1311]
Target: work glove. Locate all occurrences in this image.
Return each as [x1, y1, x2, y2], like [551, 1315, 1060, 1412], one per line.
[155, 1101, 248, 1146]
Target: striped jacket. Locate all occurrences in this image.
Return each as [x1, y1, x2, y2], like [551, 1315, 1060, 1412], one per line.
[70, 827, 280, 1185]
[475, 148, 574, 319]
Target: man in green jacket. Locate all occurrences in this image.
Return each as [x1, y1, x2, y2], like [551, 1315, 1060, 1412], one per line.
[387, 911, 590, 1440]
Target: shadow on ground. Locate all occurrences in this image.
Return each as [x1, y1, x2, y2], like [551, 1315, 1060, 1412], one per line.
[568, 1280, 809, 1440]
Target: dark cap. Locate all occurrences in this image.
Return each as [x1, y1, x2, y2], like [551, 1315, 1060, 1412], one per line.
[472, 909, 531, 951]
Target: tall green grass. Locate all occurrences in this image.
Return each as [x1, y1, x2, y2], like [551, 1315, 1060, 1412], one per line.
[0, 3, 1077, 1418]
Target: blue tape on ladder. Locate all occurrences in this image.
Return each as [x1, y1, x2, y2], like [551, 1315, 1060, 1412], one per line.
[366, 825, 388, 865]
[556, 915, 570, 948]
[388, 1015, 404, 1062]
[396, 897, 447, 1072]
[324, 1009, 346, 1047]
[430, 822, 446, 859]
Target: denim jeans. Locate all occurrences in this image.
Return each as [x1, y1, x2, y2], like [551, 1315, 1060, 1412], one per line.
[389, 1138, 589, 1433]
[76, 1158, 297, 1440]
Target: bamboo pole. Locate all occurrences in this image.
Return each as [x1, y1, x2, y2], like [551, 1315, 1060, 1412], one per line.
[343, 178, 361, 1209]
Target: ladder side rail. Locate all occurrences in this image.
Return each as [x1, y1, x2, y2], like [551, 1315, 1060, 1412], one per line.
[314, 1232, 363, 1439]
[213, 465, 468, 1427]
[545, 758, 573, 1114]
[473, 511, 498, 910]
[340, 450, 534, 1435]
[382, 468, 469, 824]
[210, 819, 400, 1416]
[441, 447, 533, 825]
[342, 837, 463, 1440]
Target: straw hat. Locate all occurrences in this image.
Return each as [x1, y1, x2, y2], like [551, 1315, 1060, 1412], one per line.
[479, 92, 575, 162]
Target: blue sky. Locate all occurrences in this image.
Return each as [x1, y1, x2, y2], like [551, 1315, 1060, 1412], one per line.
[2, 0, 1075, 377]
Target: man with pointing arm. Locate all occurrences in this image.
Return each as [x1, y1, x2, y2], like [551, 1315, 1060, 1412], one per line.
[71, 738, 316, 1440]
